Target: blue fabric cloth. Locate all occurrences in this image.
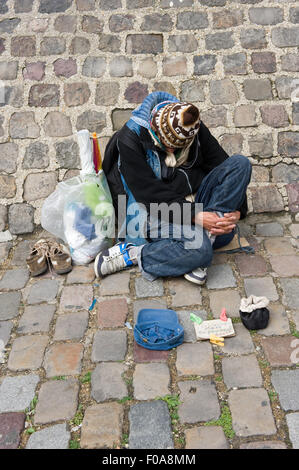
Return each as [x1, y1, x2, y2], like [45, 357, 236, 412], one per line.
[134, 308, 184, 350]
[74, 204, 96, 240]
[139, 154, 252, 280]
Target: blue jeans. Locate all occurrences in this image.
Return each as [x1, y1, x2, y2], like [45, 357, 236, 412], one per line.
[138, 154, 252, 281]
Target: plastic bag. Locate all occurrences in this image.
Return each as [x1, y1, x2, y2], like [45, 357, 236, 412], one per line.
[41, 130, 115, 265]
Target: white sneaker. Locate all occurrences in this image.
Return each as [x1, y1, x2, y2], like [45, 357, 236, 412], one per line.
[184, 212, 224, 285]
[184, 267, 207, 285]
[94, 242, 136, 277]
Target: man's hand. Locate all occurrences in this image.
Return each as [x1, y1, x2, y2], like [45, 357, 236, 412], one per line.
[211, 211, 240, 235]
[194, 211, 240, 236]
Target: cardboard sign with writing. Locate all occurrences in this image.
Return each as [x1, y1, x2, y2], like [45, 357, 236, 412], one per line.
[194, 318, 235, 341]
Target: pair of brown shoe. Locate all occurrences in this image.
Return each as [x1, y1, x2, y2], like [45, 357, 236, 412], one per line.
[26, 239, 72, 277]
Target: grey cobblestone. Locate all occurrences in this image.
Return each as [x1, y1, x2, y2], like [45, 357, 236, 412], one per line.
[59, 285, 93, 311]
[272, 27, 299, 47]
[240, 441, 287, 449]
[11, 240, 32, 266]
[257, 304, 290, 336]
[23, 142, 49, 169]
[27, 280, 59, 305]
[129, 401, 173, 449]
[80, 402, 123, 449]
[271, 370, 299, 411]
[99, 271, 130, 295]
[256, 223, 283, 236]
[249, 7, 283, 25]
[8, 204, 35, 234]
[229, 389, 276, 437]
[176, 342, 214, 376]
[280, 279, 299, 309]
[53, 312, 88, 341]
[194, 55, 217, 75]
[92, 330, 127, 362]
[26, 423, 70, 449]
[91, 363, 127, 402]
[223, 53, 247, 75]
[34, 379, 79, 424]
[133, 363, 170, 400]
[0, 292, 21, 320]
[206, 264, 236, 289]
[286, 413, 299, 449]
[222, 324, 255, 355]
[0, 320, 12, 346]
[169, 278, 202, 307]
[17, 304, 55, 334]
[8, 334, 48, 371]
[0, 207, 7, 232]
[222, 355, 263, 389]
[135, 277, 164, 298]
[244, 277, 279, 301]
[178, 380, 220, 424]
[185, 426, 228, 449]
[209, 290, 241, 318]
[240, 28, 267, 49]
[177, 11, 208, 30]
[0, 374, 39, 412]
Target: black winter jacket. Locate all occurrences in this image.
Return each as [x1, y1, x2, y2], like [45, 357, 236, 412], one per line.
[103, 121, 248, 223]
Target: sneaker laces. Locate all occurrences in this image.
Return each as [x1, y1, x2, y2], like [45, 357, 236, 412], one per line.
[31, 239, 49, 257]
[30, 239, 54, 277]
[48, 240, 66, 258]
[102, 247, 133, 275]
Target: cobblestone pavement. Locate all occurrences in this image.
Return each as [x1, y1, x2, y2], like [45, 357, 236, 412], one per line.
[0, 213, 299, 449]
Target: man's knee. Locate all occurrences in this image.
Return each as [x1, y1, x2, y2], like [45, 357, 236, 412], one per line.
[229, 153, 251, 171]
[230, 154, 252, 175]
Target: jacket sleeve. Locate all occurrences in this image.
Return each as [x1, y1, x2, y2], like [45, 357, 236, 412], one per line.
[117, 138, 197, 225]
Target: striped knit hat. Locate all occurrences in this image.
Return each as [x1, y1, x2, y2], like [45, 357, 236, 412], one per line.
[150, 101, 200, 149]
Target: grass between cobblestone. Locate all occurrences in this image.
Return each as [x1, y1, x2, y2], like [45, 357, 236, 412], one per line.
[290, 321, 299, 339]
[24, 395, 38, 436]
[79, 371, 91, 384]
[68, 405, 84, 448]
[155, 394, 184, 447]
[204, 404, 235, 440]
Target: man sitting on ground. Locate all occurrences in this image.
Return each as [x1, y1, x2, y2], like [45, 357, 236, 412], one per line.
[95, 91, 252, 285]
